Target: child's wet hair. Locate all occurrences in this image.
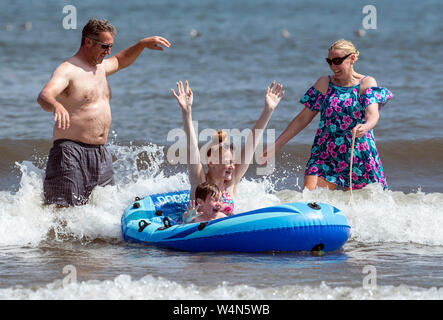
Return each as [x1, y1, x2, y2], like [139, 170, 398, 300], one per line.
[195, 182, 221, 201]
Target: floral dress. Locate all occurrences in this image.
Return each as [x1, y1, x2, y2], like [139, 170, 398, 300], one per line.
[300, 76, 393, 190]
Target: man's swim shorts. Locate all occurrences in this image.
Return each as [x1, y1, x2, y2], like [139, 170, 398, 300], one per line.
[43, 139, 114, 207]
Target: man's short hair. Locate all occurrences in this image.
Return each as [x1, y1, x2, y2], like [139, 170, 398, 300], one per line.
[195, 182, 221, 202]
[81, 19, 116, 45]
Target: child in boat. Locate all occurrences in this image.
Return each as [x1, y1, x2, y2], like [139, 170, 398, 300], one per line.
[183, 182, 227, 223]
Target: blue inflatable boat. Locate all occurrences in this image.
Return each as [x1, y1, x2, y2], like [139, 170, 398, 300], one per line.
[121, 190, 350, 253]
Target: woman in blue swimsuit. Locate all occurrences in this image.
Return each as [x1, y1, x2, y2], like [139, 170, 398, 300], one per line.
[262, 39, 393, 191]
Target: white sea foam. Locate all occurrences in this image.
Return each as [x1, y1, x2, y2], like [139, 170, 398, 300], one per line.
[0, 143, 187, 246]
[0, 144, 442, 247]
[276, 184, 443, 246]
[0, 274, 441, 300]
[0, 161, 53, 246]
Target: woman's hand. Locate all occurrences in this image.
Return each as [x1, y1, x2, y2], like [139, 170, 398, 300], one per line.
[352, 104, 379, 139]
[352, 123, 369, 139]
[265, 81, 285, 111]
[172, 80, 193, 113]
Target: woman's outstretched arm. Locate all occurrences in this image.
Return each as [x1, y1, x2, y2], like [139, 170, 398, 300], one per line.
[258, 76, 328, 164]
[232, 81, 285, 184]
[260, 107, 318, 164]
[172, 80, 205, 197]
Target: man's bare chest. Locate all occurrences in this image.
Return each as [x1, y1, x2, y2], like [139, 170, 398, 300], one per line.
[61, 70, 111, 105]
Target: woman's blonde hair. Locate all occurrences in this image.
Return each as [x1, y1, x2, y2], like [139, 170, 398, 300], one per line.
[329, 39, 360, 61]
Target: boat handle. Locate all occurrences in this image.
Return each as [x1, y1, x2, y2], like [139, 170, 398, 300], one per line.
[138, 220, 150, 232]
[163, 217, 172, 228]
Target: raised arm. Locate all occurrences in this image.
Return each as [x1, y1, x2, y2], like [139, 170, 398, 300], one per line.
[259, 77, 329, 164]
[171, 81, 205, 197]
[232, 81, 284, 183]
[37, 62, 71, 130]
[105, 36, 170, 76]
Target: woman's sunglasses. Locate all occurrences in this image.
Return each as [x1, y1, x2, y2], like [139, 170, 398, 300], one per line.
[325, 53, 353, 65]
[88, 37, 113, 50]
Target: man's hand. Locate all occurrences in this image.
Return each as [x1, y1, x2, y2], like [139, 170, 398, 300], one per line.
[106, 36, 171, 75]
[53, 103, 70, 130]
[140, 36, 171, 51]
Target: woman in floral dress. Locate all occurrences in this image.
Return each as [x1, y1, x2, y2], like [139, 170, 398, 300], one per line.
[263, 39, 393, 191]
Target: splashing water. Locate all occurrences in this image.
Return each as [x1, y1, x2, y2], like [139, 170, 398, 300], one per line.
[1, 141, 442, 248]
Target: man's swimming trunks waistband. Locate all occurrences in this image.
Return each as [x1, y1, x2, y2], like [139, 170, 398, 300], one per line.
[52, 139, 105, 149]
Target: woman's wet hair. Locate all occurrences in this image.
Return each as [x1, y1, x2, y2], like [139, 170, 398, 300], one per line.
[206, 130, 234, 158]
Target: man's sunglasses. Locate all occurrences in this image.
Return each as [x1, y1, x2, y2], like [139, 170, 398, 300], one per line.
[325, 53, 353, 65]
[88, 37, 113, 50]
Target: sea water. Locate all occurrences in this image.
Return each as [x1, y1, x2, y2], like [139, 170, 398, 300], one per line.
[0, 0, 442, 300]
[0, 144, 441, 300]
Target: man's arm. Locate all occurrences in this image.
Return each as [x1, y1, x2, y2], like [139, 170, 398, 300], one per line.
[37, 63, 71, 129]
[105, 36, 170, 76]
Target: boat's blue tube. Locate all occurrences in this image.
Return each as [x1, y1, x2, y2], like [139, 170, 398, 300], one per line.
[121, 190, 350, 252]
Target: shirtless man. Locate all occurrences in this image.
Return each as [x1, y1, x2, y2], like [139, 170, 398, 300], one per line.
[37, 19, 170, 207]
